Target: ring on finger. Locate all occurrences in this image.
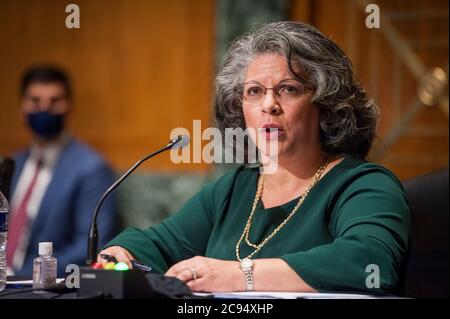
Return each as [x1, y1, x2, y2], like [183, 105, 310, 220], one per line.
[185, 267, 197, 280]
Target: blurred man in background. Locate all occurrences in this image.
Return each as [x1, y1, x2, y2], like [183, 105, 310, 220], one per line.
[7, 66, 117, 276]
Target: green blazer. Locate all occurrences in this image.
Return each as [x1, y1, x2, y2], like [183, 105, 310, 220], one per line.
[106, 156, 410, 295]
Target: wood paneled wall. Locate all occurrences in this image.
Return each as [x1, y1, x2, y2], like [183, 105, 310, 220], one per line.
[0, 0, 214, 171]
[290, 0, 449, 180]
[1, 0, 447, 178]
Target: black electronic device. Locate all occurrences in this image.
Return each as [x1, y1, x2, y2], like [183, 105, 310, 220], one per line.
[77, 267, 192, 299]
[81, 135, 192, 299]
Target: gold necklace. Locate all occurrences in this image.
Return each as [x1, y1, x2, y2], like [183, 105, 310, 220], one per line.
[235, 157, 329, 261]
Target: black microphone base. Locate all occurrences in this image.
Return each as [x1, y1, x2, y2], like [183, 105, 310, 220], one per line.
[78, 267, 155, 299]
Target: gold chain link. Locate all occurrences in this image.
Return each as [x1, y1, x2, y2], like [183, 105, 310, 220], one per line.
[236, 157, 329, 261]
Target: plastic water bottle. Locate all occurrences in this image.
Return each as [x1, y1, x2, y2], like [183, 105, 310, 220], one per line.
[0, 190, 9, 292]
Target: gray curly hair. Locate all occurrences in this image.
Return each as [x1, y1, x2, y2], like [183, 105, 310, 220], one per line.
[214, 21, 379, 159]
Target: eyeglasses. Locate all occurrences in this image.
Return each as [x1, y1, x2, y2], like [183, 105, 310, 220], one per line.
[238, 79, 307, 106]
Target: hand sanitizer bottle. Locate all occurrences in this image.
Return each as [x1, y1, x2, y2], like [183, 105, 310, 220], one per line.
[33, 242, 57, 289]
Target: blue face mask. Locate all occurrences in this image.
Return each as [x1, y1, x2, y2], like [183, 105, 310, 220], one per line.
[26, 111, 66, 139]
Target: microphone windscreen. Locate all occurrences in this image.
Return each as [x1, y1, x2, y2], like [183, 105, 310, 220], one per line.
[171, 135, 190, 150]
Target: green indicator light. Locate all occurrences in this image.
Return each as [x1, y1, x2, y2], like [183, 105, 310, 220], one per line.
[114, 262, 129, 271]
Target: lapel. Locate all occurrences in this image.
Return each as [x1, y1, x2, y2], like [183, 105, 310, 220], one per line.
[27, 138, 76, 245]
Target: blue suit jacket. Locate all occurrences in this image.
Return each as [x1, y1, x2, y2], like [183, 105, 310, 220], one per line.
[11, 138, 118, 276]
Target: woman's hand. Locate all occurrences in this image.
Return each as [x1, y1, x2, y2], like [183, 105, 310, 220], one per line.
[165, 256, 244, 292]
[97, 246, 135, 269]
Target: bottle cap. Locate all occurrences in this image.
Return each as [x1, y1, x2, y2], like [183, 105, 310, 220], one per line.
[39, 242, 53, 256]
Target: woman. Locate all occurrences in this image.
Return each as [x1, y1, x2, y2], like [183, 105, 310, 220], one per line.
[99, 21, 410, 295]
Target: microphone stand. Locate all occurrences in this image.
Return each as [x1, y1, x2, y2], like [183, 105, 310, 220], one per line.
[86, 135, 184, 265]
[0, 157, 15, 201]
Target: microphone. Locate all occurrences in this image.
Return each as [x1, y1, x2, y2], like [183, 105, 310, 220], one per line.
[86, 135, 190, 265]
[0, 157, 15, 202]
